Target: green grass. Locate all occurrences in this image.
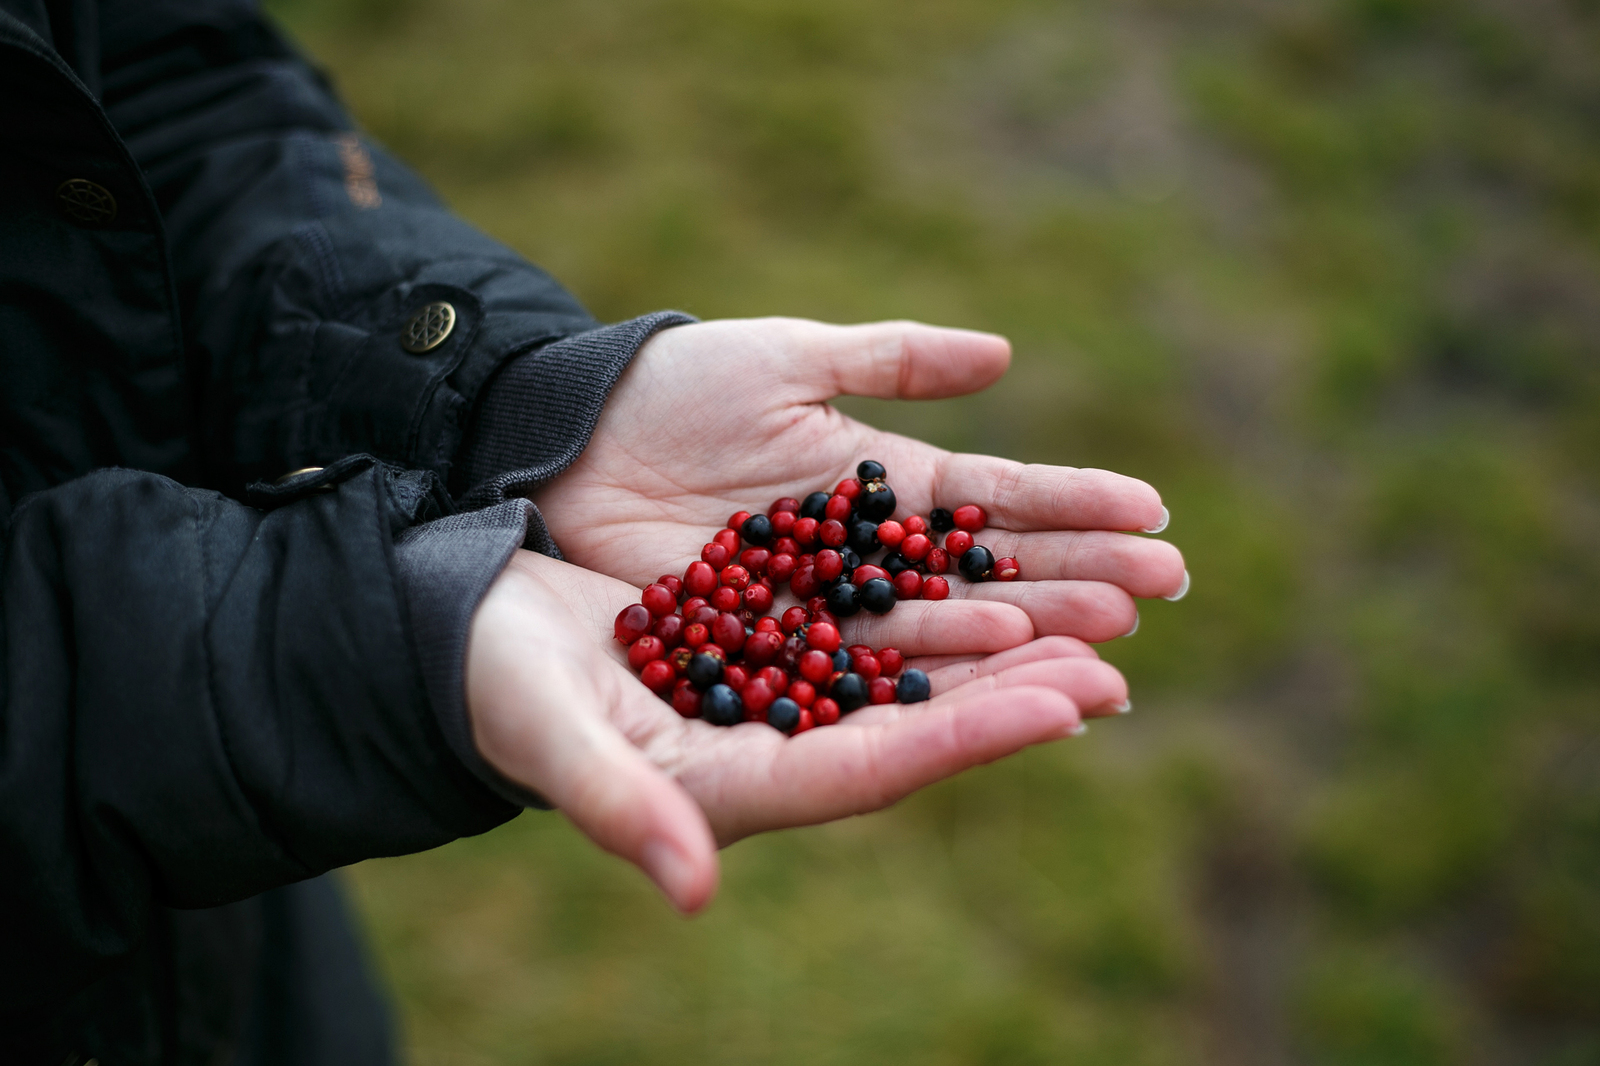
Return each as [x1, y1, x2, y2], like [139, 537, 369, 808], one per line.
[265, 0, 1600, 1059]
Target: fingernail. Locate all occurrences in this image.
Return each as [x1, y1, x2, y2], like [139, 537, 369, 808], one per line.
[1069, 721, 1089, 737]
[1114, 699, 1132, 714]
[641, 838, 697, 907]
[1124, 612, 1139, 637]
[1143, 507, 1170, 534]
[1162, 570, 1190, 602]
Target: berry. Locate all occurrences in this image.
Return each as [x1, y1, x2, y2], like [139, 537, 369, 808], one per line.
[701, 542, 732, 569]
[742, 583, 774, 614]
[800, 491, 831, 521]
[722, 664, 749, 693]
[929, 508, 954, 532]
[839, 546, 861, 573]
[868, 677, 898, 705]
[687, 604, 718, 627]
[614, 604, 651, 645]
[856, 482, 896, 522]
[896, 669, 932, 703]
[710, 586, 740, 613]
[878, 648, 905, 676]
[788, 679, 817, 707]
[851, 564, 890, 586]
[806, 622, 842, 654]
[924, 548, 950, 574]
[672, 680, 702, 718]
[781, 605, 809, 634]
[639, 659, 676, 695]
[652, 613, 686, 647]
[877, 520, 906, 549]
[921, 576, 950, 600]
[776, 634, 807, 672]
[767, 553, 797, 583]
[683, 622, 710, 648]
[904, 515, 928, 536]
[900, 533, 932, 562]
[769, 497, 801, 516]
[995, 557, 1020, 581]
[742, 678, 777, 716]
[806, 596, 831, 617]
[791, 516, 820, 547]
[826, 580, 861, 617]
[798, 649, 834, 684]
[686, 652, 725, 691]
[811, 609, 840, 630]
[893, 570, 923, 600]
[814, 549, 844, 582]
[741, 514, 774, 547]
[857, 459, 887, 481]
[851, 652, 881, 680]
[744, 629, 782, 665]
[819, 519, 847, 548]
[772, 536, 800, 558]
[727, 511, 751, 532]
[738, 548, 771, 575]
[684, 561, 716, 598]
[767, 697, 802, 734]
[789, 565, 821, 599]
[832, 673, 869, 713]
[770, 510, 796, 537]
[757, 666, 789, 695]
[882, 553, 913, 577]
[713, 528, 741, 553]
[831, 649, 853, 672]
[712, 611, 746, 651]
[794, 708, 815, 733]
[958, 545, 995, 582]
[847, 644, 873, 657]
[943, 529, 974, 558]
[641, 583, 676, 617]
[701, 684, 744, 726]
[754, 616, 781, 633]
[657, 575, 683, 598]
[847, 519, 880, 555]
[953, 505, 987, 532]
[834, 478, 862, 502]
[813, 698, 841, 726]
[681, 595, 708, 615]
[859, 577, 896, 614]
[825, 494, 853, 522]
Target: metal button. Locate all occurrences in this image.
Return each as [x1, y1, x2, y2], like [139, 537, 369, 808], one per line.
[55, 179, 118, 226]
[273, 466, 325, 484]
[400, 301, 456, 353]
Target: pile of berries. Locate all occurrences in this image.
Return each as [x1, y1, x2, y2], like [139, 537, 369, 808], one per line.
[614, 461, 1019, 735]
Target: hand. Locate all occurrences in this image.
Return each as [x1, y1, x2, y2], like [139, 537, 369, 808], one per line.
[534, 317, 1186, 646]
[465, 548, 1133, 914]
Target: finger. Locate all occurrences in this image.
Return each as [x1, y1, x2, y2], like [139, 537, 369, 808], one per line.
[839, 598, 1034, 656]
[933, 454, 1166, 533]
[852, 655, 1127, 730]
[914, 635, 1101, 687]
[781, 319, 1012, 402]
[947, 578, 1139, 643]
[959, 529, 1187, 598]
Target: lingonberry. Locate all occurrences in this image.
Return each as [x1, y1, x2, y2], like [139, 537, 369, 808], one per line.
[754, 616, 781, 634]
[811, 609, 840, 630]
[813, 697, 841, 726]
[921, 576, 950, 600]
[688, 604, 718, 627]
[741, 679, 776, 717]
[742, 583, 774, 615]
[684, 561, 717, 598]
[769, 497, 801, 516]
[924, 548, 950, 574]
[847, 644, 873, 657]
[669, 645, 694, 673]
[713, 527, 741, 554]
[800, 491, 831, 521]
[859, 577, 895, 614]
[904, 514, 928, 536]
[741, 513, 773, 547]
[772, 536, 800, 558]
[878, 648, 905, 676]
[614, 604, 651, 645]
[767, 553, 797, 583]
[641, 583, 676, 617]
[847, 519, 880, 555]
[856, 482, 896, 522]
[777, 633, 807, 672]
[868, 677, 898, 705]
[896, 669, 932, 703]
[851, 652, 881, 680]
[851, 564, 890, 586]
[744, 629, 782, 666]
[814, 549, 844, 582]
[672, 680, 702, 718]
[699, 643, 727, 665]
[712, 611, 745, 652]
[791, 516, 820, 547]
[834, 478, 862, 502]
[824, 494, 852, 522]
[628, 636, 666, 672]
[893, 570, 923, 600]
[657, 575, 683, 598]
[767, 696, 802, 734]
[681, 595, 708, 616]
[652, 613, 686, 647]
[718, 564, 750, 589]
[701, 684, 744, 726]
[794, 707, 815, 733]
[857, 459, 887, 481]
[789, 565, 821, 599]
[798, 649, 834, 684]
[736, 607, 760, 631]
[900, 533, 932, 562]
[686, 651, 724, 691]
[953, 504, 987, 532]
[770, 510, 796, 537]
[780, 605, 809, 634]
[709, 586, 740, 613]
[876, 520, 906, 549]
[806, 621, 842, 653]
[722, 664, 749, 693]
[826, 581, 861, 617]
[788, 679, 817, 707]
[701, 542, 732, 569]
[831, 649, 852, 672]
[807, 596, 830, 617]
[958, 545, 995, 582]
[943, 529, 974, 558]
[995, 557, 1020, 581]
[757, 666, 789, 695]
[738, 548, 770, 575]
[727, 511, 751, 532]
[831, 673, 869, 713]
[819, 519, 847, 548]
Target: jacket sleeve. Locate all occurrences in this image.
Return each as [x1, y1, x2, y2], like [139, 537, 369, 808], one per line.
[95, 0, 601, 495]
[0, 458, 520, 1013]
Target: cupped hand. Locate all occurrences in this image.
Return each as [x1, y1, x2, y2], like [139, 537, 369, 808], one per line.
[533, 317, 1187, 645]
[465, 548, 1133, 915]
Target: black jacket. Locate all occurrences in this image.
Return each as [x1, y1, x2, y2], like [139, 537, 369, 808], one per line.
[0, 2, 683, 1061]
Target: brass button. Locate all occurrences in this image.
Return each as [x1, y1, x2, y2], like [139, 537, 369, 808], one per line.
[56, 178, 118, 226]
[400, 301, 456, 353]
[274, 466, 325, 484]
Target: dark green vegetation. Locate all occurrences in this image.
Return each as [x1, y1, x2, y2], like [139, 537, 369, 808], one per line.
[265, 0, 1600, 1060]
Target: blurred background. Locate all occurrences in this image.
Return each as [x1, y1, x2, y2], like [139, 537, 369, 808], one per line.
[264, 0, 1600, 1061]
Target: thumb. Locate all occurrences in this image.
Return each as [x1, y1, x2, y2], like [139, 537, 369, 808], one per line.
[786, 319, 1012, 402]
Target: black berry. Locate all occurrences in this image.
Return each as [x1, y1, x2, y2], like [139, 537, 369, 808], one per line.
[896, 669, 931, 703]
[701, 683, 744, 726]
[741, 513, 774, 547]
[767, 697, 802, 734]
[847, 519, 880, 555]
[856, 460, 887, 481]
[686, 651, 725, 691]
[859, 577, 896, 614]
[800, 491, 831, 521]
[839, 546, 861, 573]
[832, 673, 869, 713]
[958, 545, 995, 582]
[826, 580, 862, 617]
[882, 552, 914, 578]
[831, 649, 853, 672]
[856, 482, 896, 522]
[929, 508, 955, 533]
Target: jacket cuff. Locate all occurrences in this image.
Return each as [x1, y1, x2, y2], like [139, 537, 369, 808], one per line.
[393, 501, 559, 809]
[454, 311, 696, 505]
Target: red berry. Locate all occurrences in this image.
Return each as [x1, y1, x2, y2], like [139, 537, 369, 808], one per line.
[798, 649, 833, 684]
[852, 652, 882, 680]
[814, 549, 844, 582]
[738, 548, 771, 575]
[807, 597, 830, 616]
[688, 604, 718, 626]
[788, 679, 817, 707]
[851, 564, 890, 587]
[770, 510, 796, 537]
[953, 505, 987, 532]
[794, 708, 816, 733]
[754, 616, 781, 633]
[893, 570, 922, 600]
[789, 565, 821, 599]
[724, 664, 751, 694]
[792, 516, 820, 547]
[904, 515, 927, 536]
[834, 478, 862, 501]
[639, 659, 676, 695]
[767, 553, 797, 583]
[641, 583, 676, 617]
[713, 612, 746, 652]
[868, 676, 897, 704]
[813, 698, 841, 726]
[681, 595, 708, 615]
[757, 666, 788, 695]
[672, 679, 702, 718]
[727, 511, 751, 532]
[901, 533, 931, 562]
[713, 528, 741, 553]
[780, 606, 809, 634]
[614, 604, 651, 645]
[847, 644, 873, 657]
[810, 609, 839, 629]
[777, 633, 807, 672]
[670, 646, 694, 672]
[651, 613, 686, 647]
[710, 586, 740, 613]
[921, 576, 950, 600]
[995, 557, 1020, 581]
[744, 629, 782, 665]
[825, 494, 852, 522]
[742, 679, 776, 715]
[925, 548, 949, 574]
[944, 529, 974, 557]
[657, 575, 683, 598]
[627, 635, 666, 670]
[769, 497, 801, 516]
[683, 622, 710, 648]
[819, 518, 847, 548]
[772, 536, 800, 558]
[742, 583, 775, 614]
[807, 622, 841, 653]
[684, 561, 717, 598]
[876, 520, 906, 549]
[719, 564, 751, 591]
[878, 648, 905, 676]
